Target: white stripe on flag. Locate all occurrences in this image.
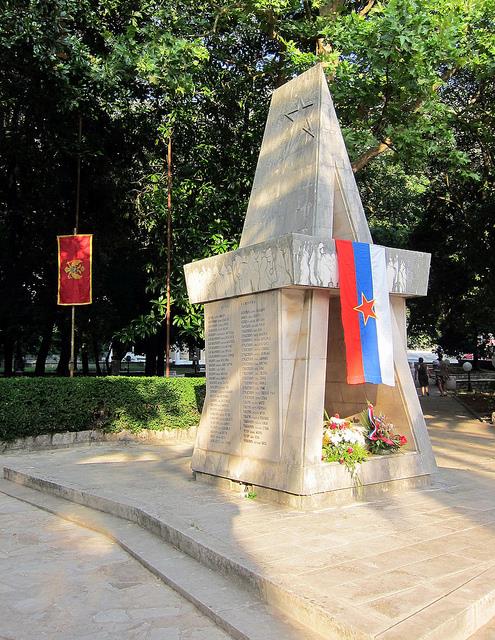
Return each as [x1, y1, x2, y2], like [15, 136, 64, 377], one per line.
[370, 245, 395, 386]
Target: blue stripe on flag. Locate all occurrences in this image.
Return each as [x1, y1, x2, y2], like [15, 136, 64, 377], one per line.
[352, 242, 382, 384]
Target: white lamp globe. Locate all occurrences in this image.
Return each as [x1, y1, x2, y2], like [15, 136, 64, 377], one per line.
[462, 362, 473, 372]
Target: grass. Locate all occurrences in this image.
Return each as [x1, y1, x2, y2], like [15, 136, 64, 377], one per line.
[457, 391, 495, 423]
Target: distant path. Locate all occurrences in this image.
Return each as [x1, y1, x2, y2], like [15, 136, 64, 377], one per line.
[419, 394, 495, 474]
[420, 394, 495, 639]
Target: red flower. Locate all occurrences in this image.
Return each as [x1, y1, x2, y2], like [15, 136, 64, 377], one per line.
[330, 424, 337, 430]
[347, 447, 353, 454]
[399, 435, 407, 446]
[334, 413, 340, 418]
[339, 458, 344, 464]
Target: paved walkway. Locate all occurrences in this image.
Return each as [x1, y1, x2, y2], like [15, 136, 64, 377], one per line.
[1, 394, 495, 639]
[0, 491, 231, 640]
[420, 393, 495, 472]
[419, 394, 495, 639]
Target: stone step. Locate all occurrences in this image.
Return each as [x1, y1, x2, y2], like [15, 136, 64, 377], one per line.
[1, 467, 374, 640]
[4, 466, 495, 640]
[0, 477, 326, 640]
[468, 616, 495, 639]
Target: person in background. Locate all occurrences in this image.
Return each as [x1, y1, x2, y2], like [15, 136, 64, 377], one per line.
[432, 356, 440, 390]
[417, 357, 430, 396]
[437, 354, 450, 396]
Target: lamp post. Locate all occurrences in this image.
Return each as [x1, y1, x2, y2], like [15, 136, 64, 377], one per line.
[462, 361, 473, 392]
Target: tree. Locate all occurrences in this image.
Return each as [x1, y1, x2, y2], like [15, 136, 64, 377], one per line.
[1, 0, 494, 370]
[0, 0, 208, 373]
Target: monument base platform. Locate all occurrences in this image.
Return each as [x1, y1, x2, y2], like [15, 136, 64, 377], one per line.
[191, 448, 434, 508]
[3, 439, 495, 640]
[193, 469, 431, 509]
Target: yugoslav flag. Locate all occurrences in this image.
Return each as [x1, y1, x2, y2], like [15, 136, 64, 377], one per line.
[335, 240, 394, 386]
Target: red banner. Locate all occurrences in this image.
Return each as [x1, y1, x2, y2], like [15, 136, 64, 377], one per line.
[57, 234, 93, 305]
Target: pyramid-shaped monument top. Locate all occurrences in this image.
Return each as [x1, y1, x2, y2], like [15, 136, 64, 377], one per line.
[240, 63, 371, 247]
[185, 65, 430, 305]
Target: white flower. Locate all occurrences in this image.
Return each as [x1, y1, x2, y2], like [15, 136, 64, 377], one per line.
[338, 428, 366, 447]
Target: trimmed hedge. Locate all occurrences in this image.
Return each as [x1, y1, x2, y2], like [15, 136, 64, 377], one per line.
[0, 377, 206, 442]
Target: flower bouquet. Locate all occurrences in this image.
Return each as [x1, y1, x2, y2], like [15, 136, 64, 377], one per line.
[321, 412, 369, 472]
[321, 404, 408, 477]
[359, 403, 408, 455]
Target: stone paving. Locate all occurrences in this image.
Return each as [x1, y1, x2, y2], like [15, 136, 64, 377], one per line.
[0, 491, 231, 640]
[472, 616, 495, 640]
[1, 394, 495, 639]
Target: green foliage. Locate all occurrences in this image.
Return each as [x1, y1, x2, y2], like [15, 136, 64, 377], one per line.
[1, 0, 494, 364]
[359, 160, 429, 248]
[322, 442, 369, 471]
[0, 377, 206, 441]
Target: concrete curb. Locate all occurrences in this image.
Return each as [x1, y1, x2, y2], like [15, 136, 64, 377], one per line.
[3, 467, 370, 640]
[0, 426, 198, 453]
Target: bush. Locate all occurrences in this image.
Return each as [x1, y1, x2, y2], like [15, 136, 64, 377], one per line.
[0, 377, 206, 441]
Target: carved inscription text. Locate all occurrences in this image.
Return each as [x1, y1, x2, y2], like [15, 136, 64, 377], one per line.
[205, 310, 236, 447]
[240, 298, 273, 450]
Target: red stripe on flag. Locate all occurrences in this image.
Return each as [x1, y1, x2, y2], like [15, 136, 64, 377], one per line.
[335, 240, 365, 384]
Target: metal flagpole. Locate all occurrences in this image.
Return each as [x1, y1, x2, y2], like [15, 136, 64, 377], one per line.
[165, 133, 172, 377]
[69, 115, 82, 378]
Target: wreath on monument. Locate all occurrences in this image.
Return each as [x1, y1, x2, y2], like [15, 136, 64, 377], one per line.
[322, 403, 407, 474]
[321, 414, 368, 472]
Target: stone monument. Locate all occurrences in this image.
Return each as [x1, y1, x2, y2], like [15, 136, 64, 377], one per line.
[184, 64, 436, 507]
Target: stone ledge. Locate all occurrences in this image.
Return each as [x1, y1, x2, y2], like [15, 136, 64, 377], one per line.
[185, 233, 431, 304]
[192, 447, 433, 498]
[193, 470, 431, 509]
[0, 426, 198, 453]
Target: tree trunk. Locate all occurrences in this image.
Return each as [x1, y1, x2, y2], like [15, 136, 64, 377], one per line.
[3, 337, 14, 377]
[56, 320, 71, 376]
[145, 339, 157, 376]
[156, 327, 165, 377]
[352, 138, 392, 173]
[473, 327, 479, 370]
[473, 348, 479, 370]
[14, 341, 25, 373]
[111, 340, 124, 375]
[105, 343, 112, 374]
[81, 341, 89, 375]
[92, 335, 102, 376]
[35, 325, 53, 376]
